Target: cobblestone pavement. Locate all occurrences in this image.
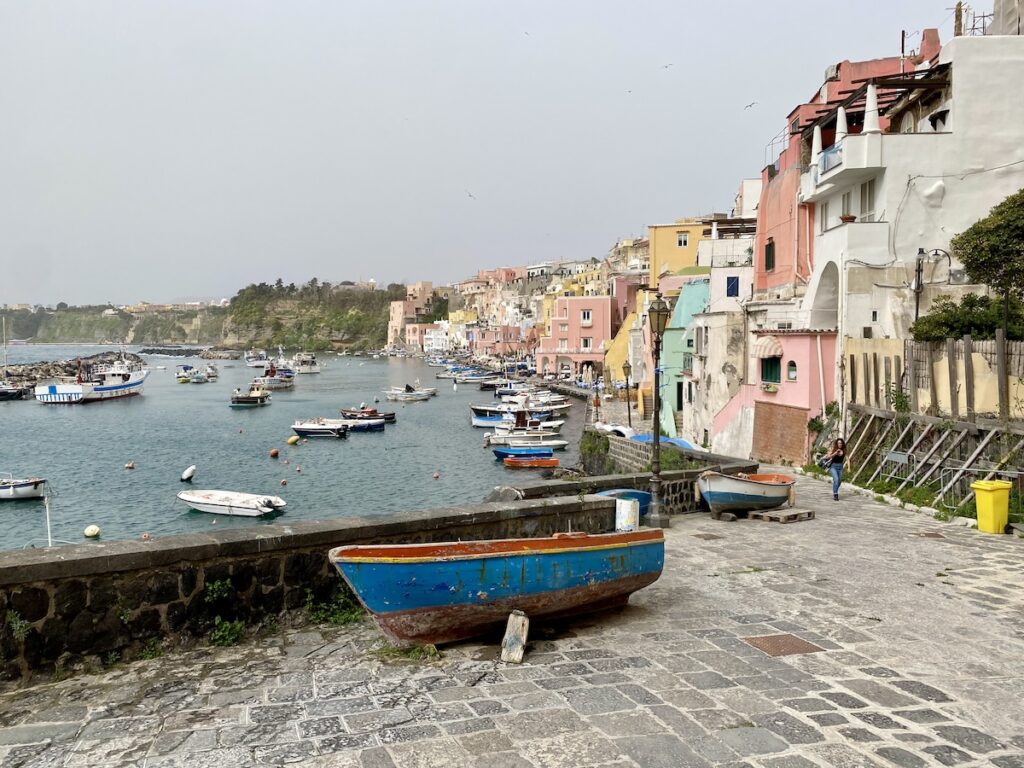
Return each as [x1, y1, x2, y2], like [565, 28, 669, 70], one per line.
[2, 473, 1023, 767]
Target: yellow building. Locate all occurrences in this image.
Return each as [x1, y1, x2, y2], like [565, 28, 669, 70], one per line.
[448, 309, 478, 326]
[648, 218, 706, 288]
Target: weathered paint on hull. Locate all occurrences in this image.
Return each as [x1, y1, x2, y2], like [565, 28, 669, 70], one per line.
[330, 531, 664, 645]
[697, 472, 795, 514]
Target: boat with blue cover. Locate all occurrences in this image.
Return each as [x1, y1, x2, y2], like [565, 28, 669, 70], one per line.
[491, 446, 554, 460]
[596, 489, 653, 516]
[328, 529, 665, 645]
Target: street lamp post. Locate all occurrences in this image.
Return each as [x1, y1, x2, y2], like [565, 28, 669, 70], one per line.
[647, 292, 672, 529]
[622, 360, 632, 429]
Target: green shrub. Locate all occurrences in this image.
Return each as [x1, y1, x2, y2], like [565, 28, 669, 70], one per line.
[210, 616, 246, 647]
[5, 611, 31, 642]
[204, 579, 233, 604]
[305, 587, 364, 626]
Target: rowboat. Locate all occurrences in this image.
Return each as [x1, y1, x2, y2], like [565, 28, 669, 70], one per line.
[176, 489, 287, 517]
[491, 446, 554, 460]
[328, 529, 665, 645]
[503, 457, 560, 468]
[696, 471, 796, 515]
[0, 473, 46, 501]
[484, 430, 565, 447]
[340, 406, 397, 424]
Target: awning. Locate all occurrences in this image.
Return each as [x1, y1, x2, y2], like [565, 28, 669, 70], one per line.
[752, 335, 783, 359]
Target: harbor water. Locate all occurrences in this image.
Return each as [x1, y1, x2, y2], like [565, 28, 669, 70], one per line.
[0, 346, 583, 551]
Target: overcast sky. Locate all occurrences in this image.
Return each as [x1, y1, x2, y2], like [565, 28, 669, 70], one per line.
[1, 1, 957, 305]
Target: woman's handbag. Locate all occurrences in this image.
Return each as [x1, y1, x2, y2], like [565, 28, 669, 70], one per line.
[818, 456, 833, 470]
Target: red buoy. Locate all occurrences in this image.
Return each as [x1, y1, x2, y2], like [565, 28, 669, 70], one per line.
[270, 448, 279, 458]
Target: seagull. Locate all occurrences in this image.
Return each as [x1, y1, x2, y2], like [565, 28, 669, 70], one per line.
[744, 101, 758, 110]
[466, 190, 476, 200]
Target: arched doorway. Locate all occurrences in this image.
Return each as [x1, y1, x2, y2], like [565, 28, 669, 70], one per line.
[810, 261, 839, 329]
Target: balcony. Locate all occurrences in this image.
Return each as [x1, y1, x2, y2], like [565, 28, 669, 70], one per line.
[817, 220, 890, 266]
[818, 143, 843, 174]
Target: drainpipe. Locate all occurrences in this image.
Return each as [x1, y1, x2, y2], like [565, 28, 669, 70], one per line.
[816, 332, 827, 419]
[837, 257, 848, 434]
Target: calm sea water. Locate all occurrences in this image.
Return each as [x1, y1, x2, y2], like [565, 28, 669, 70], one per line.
[0, 346, 582, 551]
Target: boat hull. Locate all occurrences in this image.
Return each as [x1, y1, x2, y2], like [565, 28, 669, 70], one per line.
[176, 490, 286, 517]
[291, 425, 348, 438]
[0, 479, 47, 500]
[504, 457, 560, 468]
[329, 530, 664, 645]
[34, 370, 149, 404]
[492, 446, 554, 459]
[696, 471, 796, 514]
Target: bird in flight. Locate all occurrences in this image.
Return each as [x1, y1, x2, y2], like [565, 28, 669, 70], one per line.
[466, 190, 476, 200]
[743, 101, 758, 109]
[661, 63, 673, 69]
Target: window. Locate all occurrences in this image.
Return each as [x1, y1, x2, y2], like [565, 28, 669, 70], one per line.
[860, 179, 876, 220]
[841, 191, 851, 216]
[871, 310, 878, 322]
[787, 361, 798, 381]
[558, 339, 567, 352]
[677, 232, 689, 248]
[760, 357, 782, 384]
[581, 338, 592, 350]
[580, 309, 592, 325]
[764, 239, 775, 272]
[820, 201, 830, 233]
[559, 323, 568, 332]
[726, 276, 740, 297]
[687, 382, 693, 403]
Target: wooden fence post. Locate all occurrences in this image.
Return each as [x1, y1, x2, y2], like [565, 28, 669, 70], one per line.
[908, 344, 919, 413]
[884, 356, 892, 407]
[849, 354, 858, 404]
[946, 338, 959, 420]
[963, 334, 975, 422]
[997, 328, 1009, 420]
[863, 353, 871, 408]
[926, 344, 939, 414]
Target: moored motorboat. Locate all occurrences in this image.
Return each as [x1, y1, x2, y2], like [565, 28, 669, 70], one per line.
[0, 382, 29, 401]
[503, 456, 560, 468]
[328, 529, 665, 645]
[503, 436, 569, 450]
[175, 364, 195, 383]
[340, 406, 396, 424]
[290, 352, 321, 374]
[244, 349, 269, 367]
[230, 383, 272, 407]
[0, 473, 46, 500]
[386, 389, 431, 402]
[204, 363, 219, 380]
[34, 356, 149, 404]
[291, 419, 350, 438]
[176, 489, 286, 517]
[188, 369, 209, 384]
[696, 471, 796, 515]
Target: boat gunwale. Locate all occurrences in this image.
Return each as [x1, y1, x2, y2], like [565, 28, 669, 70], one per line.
[699, 470, 796, 488]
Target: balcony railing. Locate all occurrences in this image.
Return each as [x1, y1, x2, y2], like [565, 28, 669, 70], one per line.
[681, 353, 694, 375]
[818, 143, 843, 175]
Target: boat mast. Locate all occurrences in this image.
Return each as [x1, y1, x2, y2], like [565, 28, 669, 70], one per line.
[2, 316, 7, 376]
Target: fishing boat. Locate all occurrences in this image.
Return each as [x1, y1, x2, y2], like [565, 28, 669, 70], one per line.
[230, 383, 271, 408]
[502, 436, 569, 450]
[491, 418, 565, 434]
[340, 406, 397, 424]
[385, 387, 431, 402]
[0, 473, 46, 500]
[696, 471, 796, 515]
[503, 456, 560, 469]
[244, 349, 269, 368]
[175, 364, 195, 383]
[254, 364, 294, 390]
[204, 363, 219, 380]
[188, 369, 209, 384]
[176, 489, 286, 517]
[491, 446, 554, 460]
[34, 355, 149, 404]
[328, 529, 665, 645]
[596, 489, 653, 517]
[298, 416, 385, 433]
[291, 419, 350, 438]
[484, 430, 565, 447]
[290, 352, 321, 374]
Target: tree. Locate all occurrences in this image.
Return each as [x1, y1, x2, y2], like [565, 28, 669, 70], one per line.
[951, 187, 1024, 330]
[911, 294, 1024, 341]
[56, 302, 69, 310]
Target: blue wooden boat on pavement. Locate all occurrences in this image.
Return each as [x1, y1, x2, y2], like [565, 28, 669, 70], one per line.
[491, 446, 554, 460]
[696, 471, 796, 515]
[328, 529, 665, 645]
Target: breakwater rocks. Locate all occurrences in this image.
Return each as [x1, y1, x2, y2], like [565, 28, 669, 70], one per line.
[2, 352, 145, 387]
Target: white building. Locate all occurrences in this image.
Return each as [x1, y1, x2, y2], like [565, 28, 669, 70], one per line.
[797, 33, 1024, 412]
[423, 322, 451, 353]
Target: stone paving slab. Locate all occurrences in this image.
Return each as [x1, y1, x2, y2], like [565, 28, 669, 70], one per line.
[2, 472, 1024, 767]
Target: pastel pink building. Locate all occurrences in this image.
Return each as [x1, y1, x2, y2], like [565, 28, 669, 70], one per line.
[536, 296, 613, 377]
[469, 325, 525, 357]
[404, 323, 439, 351]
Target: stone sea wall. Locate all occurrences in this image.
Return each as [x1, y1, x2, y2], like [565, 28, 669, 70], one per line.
[0, 496, 614, 680]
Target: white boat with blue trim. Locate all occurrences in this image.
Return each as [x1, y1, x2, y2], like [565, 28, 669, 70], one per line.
[0, 473, 47, 500]
[696, 471, 796, 515]
[34, 357, 149, 404]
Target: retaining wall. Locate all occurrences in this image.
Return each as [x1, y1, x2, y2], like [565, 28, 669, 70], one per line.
[0, 496, 614, 680]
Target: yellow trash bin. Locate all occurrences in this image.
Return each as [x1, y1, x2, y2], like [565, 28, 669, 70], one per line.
[970, 479, 1012, 534]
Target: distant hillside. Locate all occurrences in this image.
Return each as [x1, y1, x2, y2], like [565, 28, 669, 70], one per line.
[224, 280, 406, 351]
[1, 280, 401, 349]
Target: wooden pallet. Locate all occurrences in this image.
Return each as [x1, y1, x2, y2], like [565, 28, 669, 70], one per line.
[748, 508, 815, 524]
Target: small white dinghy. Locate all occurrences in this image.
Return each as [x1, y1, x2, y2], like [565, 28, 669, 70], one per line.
[0, 473, 47, 500]
[176, 490, 286, 517]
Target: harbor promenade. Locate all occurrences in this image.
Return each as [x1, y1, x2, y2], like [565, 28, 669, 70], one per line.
[1, 472, 1022, 767]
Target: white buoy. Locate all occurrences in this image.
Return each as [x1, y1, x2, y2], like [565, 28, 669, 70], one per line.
[84, 524, 101, 539]
[180, 465, 196, 482]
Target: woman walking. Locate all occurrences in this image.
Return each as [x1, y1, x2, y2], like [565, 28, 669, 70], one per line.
[823, 438, 848, 500]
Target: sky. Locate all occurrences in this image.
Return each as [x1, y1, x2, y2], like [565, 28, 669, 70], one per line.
[0, 1, 959, 306]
